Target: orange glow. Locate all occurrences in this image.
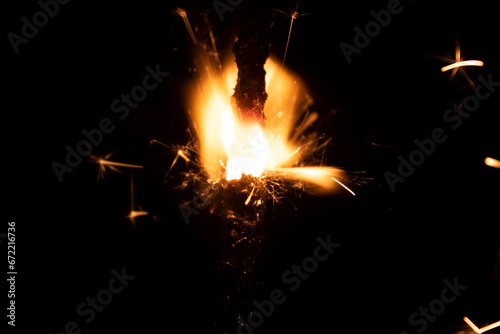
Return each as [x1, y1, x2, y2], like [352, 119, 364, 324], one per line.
[331, 177, 356, 196]
[440, 60, 483, 72]
[464, 317, 482, 333]
[129, 210, 148, 218]
[485, 157, 500, 169]
[99, 159, 143, 169]
[464, 317, 500, 333]
[187, 50, 348, 190]
[175, 8, 197, 44]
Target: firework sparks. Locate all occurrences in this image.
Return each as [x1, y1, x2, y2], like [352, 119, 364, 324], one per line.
[176, 8, 358, 319]
[331, 177, 356, 196]
[273, 4, 310, 69]
[99, 159, 143, 169]
[436, 40, 484, 87]
[175, 8, 197, 44]
[464, 317, 500, 333]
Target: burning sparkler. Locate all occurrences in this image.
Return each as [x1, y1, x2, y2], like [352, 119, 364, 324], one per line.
[172, 6, 358, 323]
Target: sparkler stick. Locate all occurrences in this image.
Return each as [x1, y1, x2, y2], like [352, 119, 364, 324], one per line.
[217, 8, 273, 316]
[176, 7, 357, 325]
[231, 8, 272, 126]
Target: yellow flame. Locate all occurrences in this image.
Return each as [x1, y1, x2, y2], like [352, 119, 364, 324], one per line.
[186, 49, 350, 193]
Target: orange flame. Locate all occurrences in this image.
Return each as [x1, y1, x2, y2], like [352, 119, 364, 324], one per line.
[186, 49, 353, 194]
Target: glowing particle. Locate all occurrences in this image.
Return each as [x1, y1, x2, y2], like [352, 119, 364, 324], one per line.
[129, 210, 148, 219]
[99, 159, 143, 169]
[464, 317, 500, 333]
[485, 157, 500, 169]
[176, 8, 197, 45]
[178, 150, 191, 162]
[441, 60, 484, 72]
[331, 177, 356, 196]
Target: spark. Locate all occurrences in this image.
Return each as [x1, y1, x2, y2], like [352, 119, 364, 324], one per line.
[331, 177, 356, 196]
[178, 149, 191, 162]
[464, 317, 500, 333]
[245, 184, 256, 206]
[282, 10, 295, 70]
[437, 40, 483, 88]
[129, 210, 149, 219]
[441, 60, 484, 72]
[99, 159, 143, 169]
[273, 4, 310, 69]
[176, 8, 197, 45]
[149, 138, 170, 148]
[203, 12, 222, 71]
[485, 157, 500, 169]
[92, 154, 141, 181]
[370, 142, 403, 151]
[289, 147, 301, 158]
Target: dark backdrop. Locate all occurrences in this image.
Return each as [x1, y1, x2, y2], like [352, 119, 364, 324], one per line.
[4, 0, 500, 333]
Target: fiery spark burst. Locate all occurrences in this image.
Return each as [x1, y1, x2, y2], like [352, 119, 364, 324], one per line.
[173, 8, 359, 318]
[183, 49, 354, 197]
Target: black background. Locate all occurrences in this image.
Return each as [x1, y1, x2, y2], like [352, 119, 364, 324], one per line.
[4, 0, 500, 333]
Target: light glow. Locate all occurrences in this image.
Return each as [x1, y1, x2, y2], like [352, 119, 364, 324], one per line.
[485, 157, 500, 169]
[99, 159, 143, 169]
[184, 28, 352, 194]
[441, 60, 484, 72]
[464, 317, 500, 333]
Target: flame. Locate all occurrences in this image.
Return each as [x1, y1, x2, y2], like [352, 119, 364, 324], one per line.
[186, 48, 352, 194]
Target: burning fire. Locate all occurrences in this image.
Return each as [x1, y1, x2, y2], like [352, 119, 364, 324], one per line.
[186, 51, 353, 194]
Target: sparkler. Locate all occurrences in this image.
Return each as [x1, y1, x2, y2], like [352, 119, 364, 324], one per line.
[174, 6, 357, 321]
